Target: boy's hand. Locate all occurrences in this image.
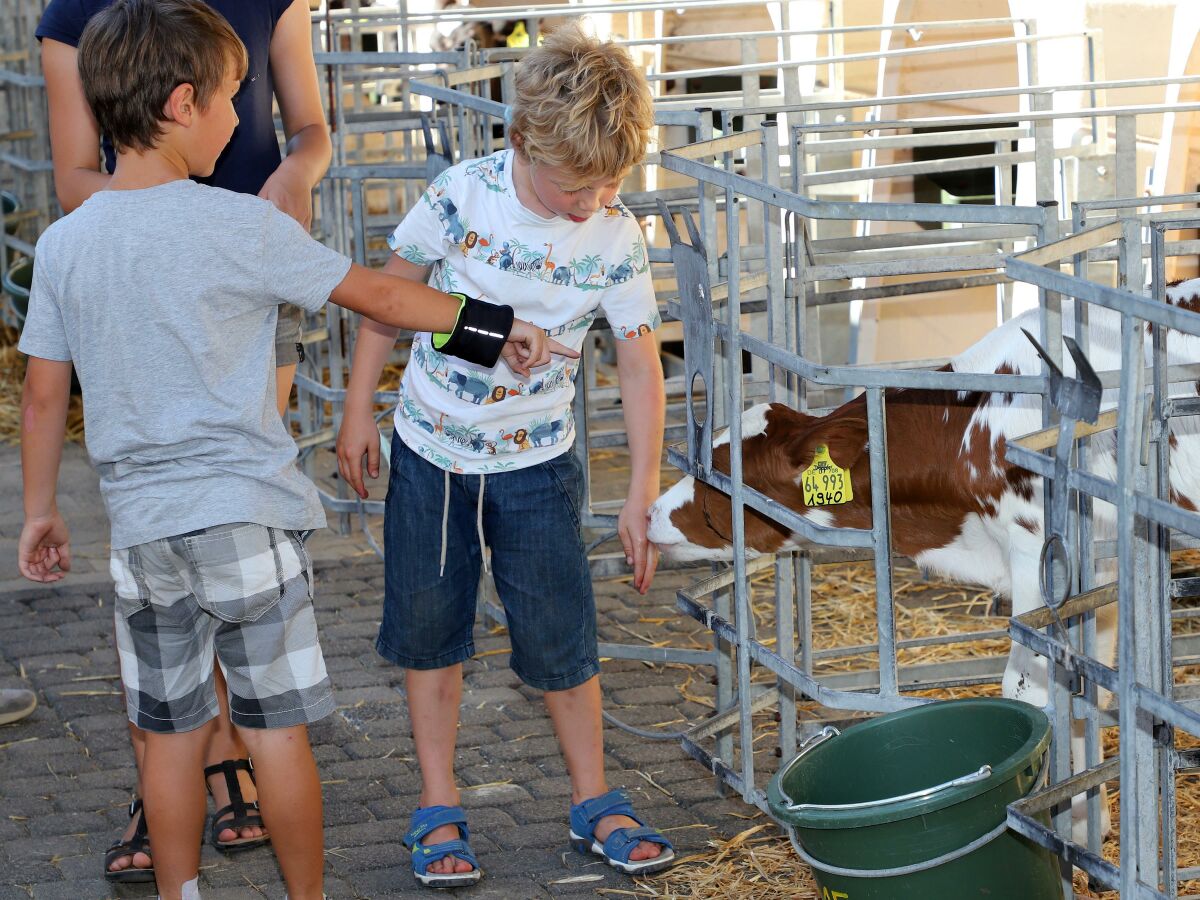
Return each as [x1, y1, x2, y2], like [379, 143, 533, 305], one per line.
[502, 319, 579, 378]
[259, 168, 314, 230]
[618, 494, 659, 595]
[18, 514, 71, 583]
[336, 407, 381, 500]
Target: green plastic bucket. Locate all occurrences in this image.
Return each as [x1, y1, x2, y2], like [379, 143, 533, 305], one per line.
[3, 255, 31, 324]
[767, 698, 1062, 900]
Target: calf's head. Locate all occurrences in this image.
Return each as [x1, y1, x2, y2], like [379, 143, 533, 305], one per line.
[647, 402, 868, 561]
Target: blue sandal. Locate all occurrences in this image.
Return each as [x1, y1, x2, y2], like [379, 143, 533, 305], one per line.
[403, 805, 482, 888]
[569, 789, 676, 875]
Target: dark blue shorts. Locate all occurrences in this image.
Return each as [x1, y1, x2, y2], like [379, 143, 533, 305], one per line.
[377, 440, 599, 692]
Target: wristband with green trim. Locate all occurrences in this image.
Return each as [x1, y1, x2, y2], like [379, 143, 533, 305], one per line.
[432, 292, 514, 368]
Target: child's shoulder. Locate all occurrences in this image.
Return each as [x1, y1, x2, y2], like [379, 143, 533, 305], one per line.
[437, 150, 512, 198]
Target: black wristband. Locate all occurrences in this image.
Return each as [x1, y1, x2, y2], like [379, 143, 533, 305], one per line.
[435, 293, 514, 369]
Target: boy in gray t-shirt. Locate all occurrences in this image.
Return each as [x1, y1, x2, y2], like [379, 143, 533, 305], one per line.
[15, 2, 571, 898]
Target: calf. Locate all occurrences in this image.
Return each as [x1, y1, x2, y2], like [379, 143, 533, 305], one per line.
[648, 278, 1200, 840]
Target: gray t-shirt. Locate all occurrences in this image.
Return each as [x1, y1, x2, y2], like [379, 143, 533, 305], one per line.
[18, 179, 352, 548]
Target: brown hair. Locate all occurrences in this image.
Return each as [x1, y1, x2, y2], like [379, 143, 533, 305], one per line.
[508, 23, 653, 184]
[77, 0, 248, 153]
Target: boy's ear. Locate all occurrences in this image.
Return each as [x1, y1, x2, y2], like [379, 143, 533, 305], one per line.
[508, 129, 527, 158]
[164, 82, 197, 126]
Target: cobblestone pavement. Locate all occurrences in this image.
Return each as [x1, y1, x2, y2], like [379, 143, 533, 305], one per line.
[0, 444, 757, 899]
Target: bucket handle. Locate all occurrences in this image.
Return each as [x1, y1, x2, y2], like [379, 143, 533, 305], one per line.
[774, 725, 841, 804]
[783, 751, 1050, 880]
[783, 765, 993, 813]
[776, 725, 992, 812]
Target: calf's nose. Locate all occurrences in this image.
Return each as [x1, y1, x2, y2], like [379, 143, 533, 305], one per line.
[646, 503, 681, 547]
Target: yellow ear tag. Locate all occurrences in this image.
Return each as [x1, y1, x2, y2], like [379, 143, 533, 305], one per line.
[801, 445, 853, 507]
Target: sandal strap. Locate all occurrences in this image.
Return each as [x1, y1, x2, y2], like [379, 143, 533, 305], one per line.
[404, 805, 470, 849]
[211, 799, 265, 834]
[570, 789, 642, 840]
[204, 759, 255, 812]
[107, 799, 151, 861]
[602, 826, 674, 863]
[410, 837, 479, 876]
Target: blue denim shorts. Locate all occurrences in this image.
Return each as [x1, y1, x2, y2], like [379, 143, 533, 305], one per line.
[377, 440, 599, 692]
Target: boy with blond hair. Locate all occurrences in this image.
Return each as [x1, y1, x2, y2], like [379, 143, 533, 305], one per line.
[336, 22, 673, 888]
[17, 2, 568, 897]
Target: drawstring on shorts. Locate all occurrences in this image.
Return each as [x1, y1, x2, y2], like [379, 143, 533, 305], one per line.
[477, 474, 489, 573]
[437, 469, 491, 577]
[439, 469, 450, 577]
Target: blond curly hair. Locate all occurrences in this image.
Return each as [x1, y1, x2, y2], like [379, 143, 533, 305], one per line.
[508, 23, 653, 184]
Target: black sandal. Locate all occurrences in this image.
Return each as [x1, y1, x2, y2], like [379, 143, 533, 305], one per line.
[104, 797, 155, 883]
[204, 758, 270, 853]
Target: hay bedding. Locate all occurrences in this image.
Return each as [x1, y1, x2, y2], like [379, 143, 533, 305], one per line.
[620, 558, 1200, 899]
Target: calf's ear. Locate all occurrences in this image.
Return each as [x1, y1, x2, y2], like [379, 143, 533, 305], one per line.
[789, 415, 869, 472]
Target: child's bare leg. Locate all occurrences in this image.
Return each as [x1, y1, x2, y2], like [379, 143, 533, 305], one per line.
[235, 723, 323, 900]
[108, 722, 153, 874]
[141, 721, 213, 900]
[121, 664, 264, 856]
[206, 670, 265, 843]
[544, 675, 660, 861]
[408, 665, 475, 876]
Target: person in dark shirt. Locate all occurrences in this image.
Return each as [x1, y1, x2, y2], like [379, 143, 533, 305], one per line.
[37, 0, 332, 881]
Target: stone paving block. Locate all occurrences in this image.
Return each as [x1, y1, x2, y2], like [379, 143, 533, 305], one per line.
[458, 760, 544, 788]
[0, 790, 61, 817]
[479, 734, 562, 763]
[323, 654, 368, 674]
[492, 718, 556, 741]
[19, 880, 114, 900]
[334, 685, 403, 706]
[324, 820, 403, 848]
[339, 739, 413, 761]
[463, 667, 521, 689]
[27, 809, 110, 838]
[326, 669, 392, 690]
[343, 716, 414, 739]
[491, 820, 570, 853]
[70, 768, 135, 792]
[519, 774, 573, 801]
[460, 781, 533, 808]
[609, 740, 694, 768]
[530, 755, 569, 778]
[334, 864, 417, 897]
[3, 858, 63, 884]
[456, 704, 512, 728]
[608, 684, 686, 708]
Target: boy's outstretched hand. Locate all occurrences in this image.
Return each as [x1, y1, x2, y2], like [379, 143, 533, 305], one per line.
[502, 318, 579, 378]
[19, 513, 72, 583]
[618, 495, 659, 594]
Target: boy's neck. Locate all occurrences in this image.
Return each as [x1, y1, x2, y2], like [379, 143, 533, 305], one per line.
[108, 145, 193, 191]
[510, 152, 555, 220]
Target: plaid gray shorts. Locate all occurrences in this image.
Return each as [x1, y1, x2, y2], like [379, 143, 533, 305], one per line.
[110, 523, 335, 734]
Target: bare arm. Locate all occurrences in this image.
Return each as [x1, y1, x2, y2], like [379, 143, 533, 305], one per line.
[336, 256, 426, 497]
[41, 38, 109, 212]
[615, 334, 666, 594]
[260, 0, 332, 228]
[346, 255, 426, 410]
[18, 358, 73, 582]
[330, 260, 461, 335]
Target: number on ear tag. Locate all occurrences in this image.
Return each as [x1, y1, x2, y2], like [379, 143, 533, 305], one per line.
[801, 445, 853, 507]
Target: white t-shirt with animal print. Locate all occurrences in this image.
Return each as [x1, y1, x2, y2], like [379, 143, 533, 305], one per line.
[387, 149, 659, 474]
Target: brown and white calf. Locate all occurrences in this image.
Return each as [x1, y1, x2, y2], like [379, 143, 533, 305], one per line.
[648, 278, 1200, 838]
